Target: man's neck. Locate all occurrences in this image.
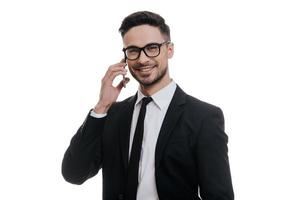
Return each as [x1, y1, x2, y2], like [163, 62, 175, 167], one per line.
[140, 77, 172, 96]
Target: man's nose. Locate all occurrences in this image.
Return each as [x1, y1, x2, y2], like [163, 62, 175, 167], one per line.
[137, 50, 150, 63]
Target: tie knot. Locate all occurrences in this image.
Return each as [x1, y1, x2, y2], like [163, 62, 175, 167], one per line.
[141, 97, 152, 106]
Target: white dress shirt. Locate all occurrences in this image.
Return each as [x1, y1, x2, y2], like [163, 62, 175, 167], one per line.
[91, 81, 177, 200]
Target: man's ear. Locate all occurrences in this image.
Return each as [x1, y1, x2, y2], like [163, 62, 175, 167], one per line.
[167, 42, 174, 58]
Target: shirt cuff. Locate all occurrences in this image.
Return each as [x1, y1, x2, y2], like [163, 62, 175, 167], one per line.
[90, 110, 107, 118]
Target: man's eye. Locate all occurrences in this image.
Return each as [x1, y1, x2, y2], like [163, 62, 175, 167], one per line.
[127, 48, 140, 54]
[146, 45, 159, 51]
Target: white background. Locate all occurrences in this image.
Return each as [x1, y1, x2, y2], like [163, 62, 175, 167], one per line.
[0, 0, 299, 199]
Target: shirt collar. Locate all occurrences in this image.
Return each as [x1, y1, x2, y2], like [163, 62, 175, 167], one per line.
[135, 80, 177, 110]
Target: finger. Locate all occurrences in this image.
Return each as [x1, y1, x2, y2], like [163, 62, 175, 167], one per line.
[103, 70, 127, 84]
[112, 61, 127, 68]
[116, 77, 130, 91]
[104, 65, 127, 78]
[104, 63, 127, 77]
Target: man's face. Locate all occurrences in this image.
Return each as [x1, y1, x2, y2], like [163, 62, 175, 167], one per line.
[123, 25, 174, 87]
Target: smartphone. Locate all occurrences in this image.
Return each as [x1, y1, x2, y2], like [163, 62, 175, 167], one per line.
[121, 58, 127, 88]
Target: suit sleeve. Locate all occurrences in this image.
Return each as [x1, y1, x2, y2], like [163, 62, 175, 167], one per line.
[196, 108, 234, 200]
[61, 110, 106, 185]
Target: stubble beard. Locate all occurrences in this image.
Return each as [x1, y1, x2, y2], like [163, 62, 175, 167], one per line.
[129, 64, 168, 88]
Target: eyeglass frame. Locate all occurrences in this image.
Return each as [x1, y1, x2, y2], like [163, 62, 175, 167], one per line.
[122, 41, 171, 61]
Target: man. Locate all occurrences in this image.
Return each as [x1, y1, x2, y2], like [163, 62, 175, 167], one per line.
[62, 11, 234, 200]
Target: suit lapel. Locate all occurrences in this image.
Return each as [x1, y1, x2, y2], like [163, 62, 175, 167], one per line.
[155, 86, 186, 169]
[119, 94, 137, 171]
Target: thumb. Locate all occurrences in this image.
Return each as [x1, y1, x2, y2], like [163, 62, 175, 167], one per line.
[116, 77, 130, 91]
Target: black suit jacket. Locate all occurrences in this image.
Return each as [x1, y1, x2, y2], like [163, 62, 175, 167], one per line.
[62, 86, 234, 200]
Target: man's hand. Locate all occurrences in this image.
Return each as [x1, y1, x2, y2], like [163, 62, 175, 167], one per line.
[93, 61, 129, 114]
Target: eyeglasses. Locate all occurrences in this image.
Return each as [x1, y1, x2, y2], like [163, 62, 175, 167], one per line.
[122, 41, 171, 61]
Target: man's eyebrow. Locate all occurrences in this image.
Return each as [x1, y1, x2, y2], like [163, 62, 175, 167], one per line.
[124, 42, 161, 49]
[125, 45, 140, 49]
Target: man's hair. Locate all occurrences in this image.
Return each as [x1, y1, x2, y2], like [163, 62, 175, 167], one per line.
[119, 11, 171, 41]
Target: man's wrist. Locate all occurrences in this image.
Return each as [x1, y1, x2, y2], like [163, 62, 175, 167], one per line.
[93, 102, 111, 114]
[90, 110, 107, 118]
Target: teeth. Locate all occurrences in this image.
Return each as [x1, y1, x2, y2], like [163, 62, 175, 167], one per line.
[139, 66, 154, 72]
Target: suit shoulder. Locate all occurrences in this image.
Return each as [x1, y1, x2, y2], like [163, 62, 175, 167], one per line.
[185, 94, 223, 117]
[107, 94, 136, 113]
[117, 95, 136, 105]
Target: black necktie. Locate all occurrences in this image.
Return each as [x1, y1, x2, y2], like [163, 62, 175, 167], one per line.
[125, 97, 152, 200]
